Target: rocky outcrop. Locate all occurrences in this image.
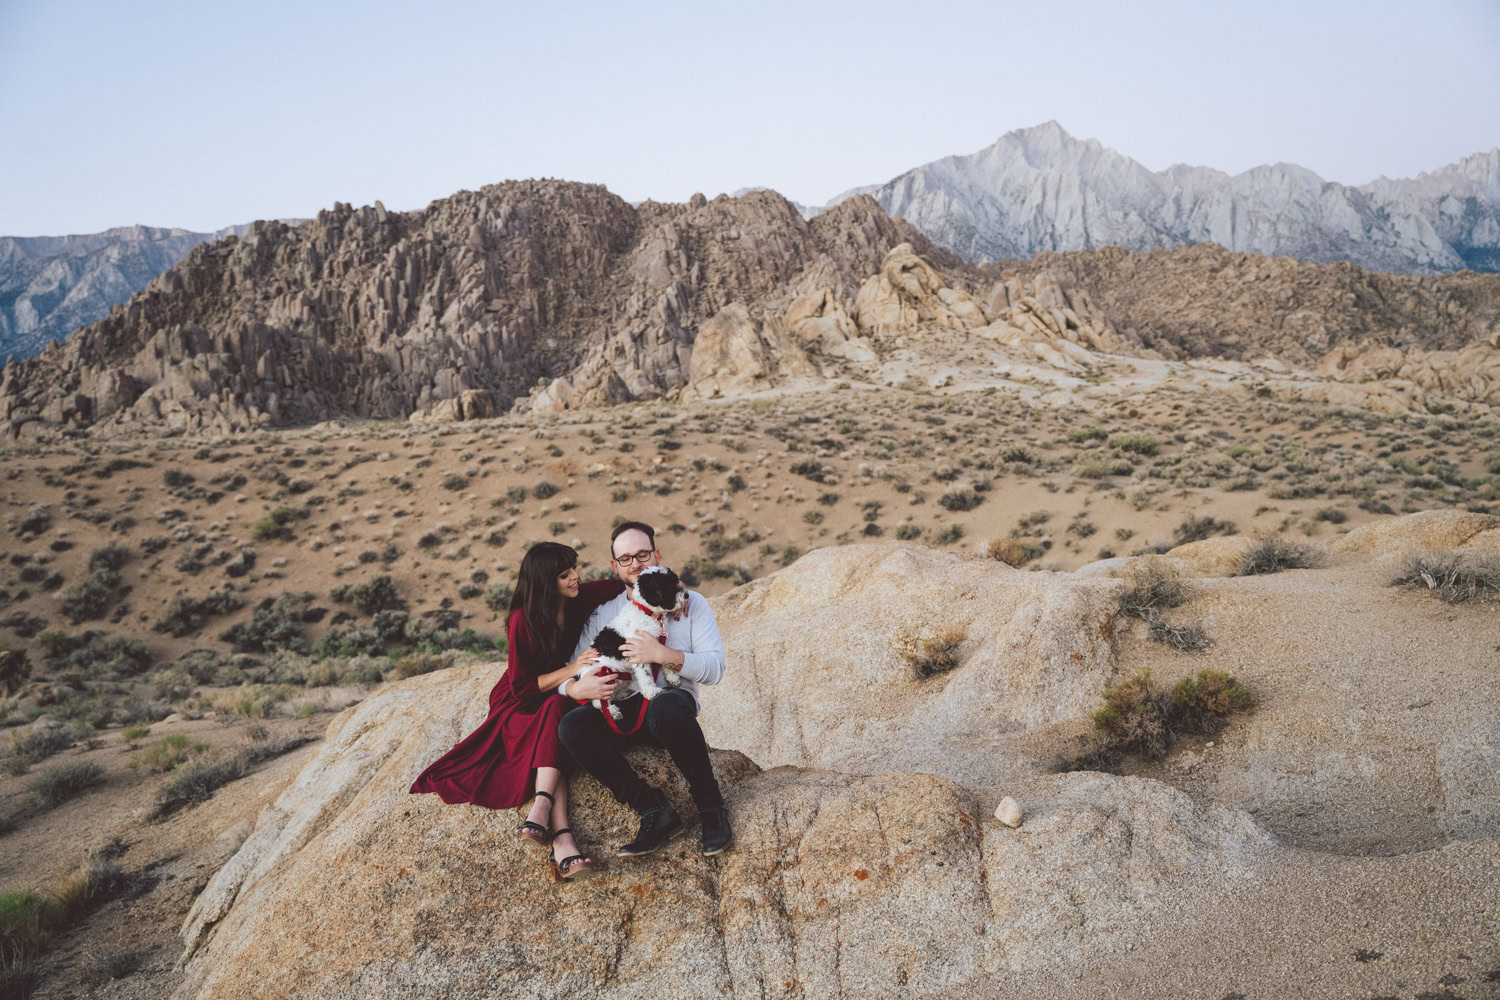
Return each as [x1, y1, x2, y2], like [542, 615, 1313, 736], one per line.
[0, 187, 959, 437]
[825, 121, 1499, 274]
[170, 526, 1500, 998]
[0, 223, 281, 366]
[984, 241, 1500, 367]
[679, 303, 815, 401]
[852, 243, 988, 336]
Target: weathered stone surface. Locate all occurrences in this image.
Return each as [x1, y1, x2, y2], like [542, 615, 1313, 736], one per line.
[853, 243, 988, 336]
[1326, 508, 1500, 556]
[700, 543, 1119, 785]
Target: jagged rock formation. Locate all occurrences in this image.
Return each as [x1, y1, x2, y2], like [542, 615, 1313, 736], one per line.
[0, 185, 960, 437]
[825, 121, 1500, 274]
[0, 224, 271, 364]
[8, 177, 1500, 439]
[985, 241, 1500, 364]
[169, 525, 1500, 998]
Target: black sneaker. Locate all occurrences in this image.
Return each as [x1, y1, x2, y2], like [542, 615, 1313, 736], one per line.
[700, 805, 734, 856]
[617, 802, 684, 857]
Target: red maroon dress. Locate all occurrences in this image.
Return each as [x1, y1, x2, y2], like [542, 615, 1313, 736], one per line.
[409, 578, 625, 809]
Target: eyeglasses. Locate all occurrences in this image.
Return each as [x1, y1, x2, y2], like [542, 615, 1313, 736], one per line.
[612, 548, 655, 567]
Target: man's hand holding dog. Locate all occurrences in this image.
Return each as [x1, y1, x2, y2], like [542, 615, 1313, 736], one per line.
[623, 631, 686, 671]
[567, 650, 620, 700]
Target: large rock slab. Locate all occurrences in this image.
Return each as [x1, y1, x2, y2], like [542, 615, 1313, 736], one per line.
[700, 543, 1120, 786]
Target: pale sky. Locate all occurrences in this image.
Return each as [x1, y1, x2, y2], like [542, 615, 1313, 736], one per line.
[2, 0, 1497, 236]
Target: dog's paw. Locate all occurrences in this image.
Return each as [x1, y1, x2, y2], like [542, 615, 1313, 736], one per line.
[608, 704, 624, 721]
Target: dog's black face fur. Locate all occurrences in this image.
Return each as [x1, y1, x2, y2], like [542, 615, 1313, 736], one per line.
[635, 568, 680, 612]
[593, 627, 627, 659]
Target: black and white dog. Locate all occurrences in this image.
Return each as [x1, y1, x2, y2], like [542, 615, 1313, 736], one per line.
[575, 566, 686, 731]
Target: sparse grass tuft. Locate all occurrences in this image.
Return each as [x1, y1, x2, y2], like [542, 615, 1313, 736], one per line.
[1389, 552, 1500, 604]
[27, 762, 105, 809]
[1115, 557, 1210, 652]
[1239, 538, 1326, 576]
[902, 627, 968, 679]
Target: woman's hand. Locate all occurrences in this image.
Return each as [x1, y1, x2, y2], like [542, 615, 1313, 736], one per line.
[567, 648, 600, 675]
[569, 666, 619, 702]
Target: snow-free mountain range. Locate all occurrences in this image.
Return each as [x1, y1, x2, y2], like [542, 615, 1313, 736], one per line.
[3, 123, 1496, 369]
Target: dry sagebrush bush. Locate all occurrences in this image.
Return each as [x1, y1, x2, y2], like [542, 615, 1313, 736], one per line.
[1239, 537, 1326, 576]
[1390, 551, 1500, 604]
[899, 626, 969, 679]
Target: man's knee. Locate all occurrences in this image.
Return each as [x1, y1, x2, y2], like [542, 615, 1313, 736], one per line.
[557, 704, 597, 749]
[646, 689, 696, 731]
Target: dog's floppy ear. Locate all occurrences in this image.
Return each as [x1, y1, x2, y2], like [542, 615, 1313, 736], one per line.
[636, 567, 680, 611]
[593, 627, 627, 659]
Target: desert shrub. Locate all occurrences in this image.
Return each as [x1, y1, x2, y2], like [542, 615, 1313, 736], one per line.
[4, 725, 73, 770]
[1313, 506, 1348, 524]
[55, 636, 151, 680]
[134, 733, 208, 773]
[1069, 426, 1109, 442]
[932, 524, 964, 545]
[220, 593, 313, 653]
[1239, 538, 1326, 576]
[1110, 434, 1161, 456]
[0, 650, 29, 697]
[252, 507, 303, 542]
[442, 473, 469, 491]
[149, 755, 248, 821]
[789, 461, 833, 484]
[58, 544, 134, 624]
[779, 546, 801, 566]
[1172, 514, 1236, 545]
[531, 480, 559, 500]
[27, 762, 105, 808]
[162, 469, 195, 488]
[1073, 667, 1253, 769]
[1389, 552, 1500, 604]
[903, 627, 967, 679]
[1116, 557, 1190, 617]
[331, 575, 407, 615]
[938, 483, 982, 512]
[894, 524, 922, 541]
[0, 890, 63, 987]
[8, 504, 52, 537]
[484, 582, 514, 611]
[1001, 447, 1035, 464]
[241, 733, 313, 766]
[391, 652, 447, 679]
[1146, 616, 1214, 652]
[985, 537, 1040, 568]
[1074, 458, 1134, 479]
[121, 724, 150, 743]
[212, 684, 292, 719]
[154, 589, 245, 637]
[506, 485, 528, 504]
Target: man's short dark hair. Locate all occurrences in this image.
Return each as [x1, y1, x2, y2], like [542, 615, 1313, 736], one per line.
[610, 520, 656, 556]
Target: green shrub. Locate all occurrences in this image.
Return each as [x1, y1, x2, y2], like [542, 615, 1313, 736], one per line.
[895, 524, 922, 541]
[154, 589, 245, 637]
[484, 583, 514, 611]
[1073, 667, 1253, 769]
[1110, 434, 1161, 456]
[1069, 427, 1109, 442]
[252, 506, 303, 542]
[55, 636, 152, 680]
[121, 724, 150, 743]
[1313, 507, 1348, 524]
[531, 481, 559, 500]
[58, 545, 132, 625]
[1239, 538, 1326, 576]
[27, 762, 105, 808]
[442, 473, 469, 491]
[135, 733, 208, 773]
[789, 461, 833, 484]
[932, 524, 964, 545]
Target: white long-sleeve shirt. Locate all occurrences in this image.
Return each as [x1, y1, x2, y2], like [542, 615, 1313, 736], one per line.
[568, 588, 725, 712]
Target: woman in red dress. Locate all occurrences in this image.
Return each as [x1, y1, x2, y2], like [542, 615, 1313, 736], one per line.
[410, 541, 624, 879]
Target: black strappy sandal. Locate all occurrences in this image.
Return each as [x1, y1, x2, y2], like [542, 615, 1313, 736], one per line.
[548, 828, 597, 881]
[518, 789, 553, 845]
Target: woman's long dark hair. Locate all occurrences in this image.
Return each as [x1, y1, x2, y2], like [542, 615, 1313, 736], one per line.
[511, 542, 579, 670]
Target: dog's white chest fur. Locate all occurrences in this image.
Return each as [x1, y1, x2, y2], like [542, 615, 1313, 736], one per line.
[575, 567, 685, 723]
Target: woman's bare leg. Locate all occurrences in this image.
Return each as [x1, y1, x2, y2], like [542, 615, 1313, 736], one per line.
[547, 774, 587, 863]
[526, 766, 560, 831]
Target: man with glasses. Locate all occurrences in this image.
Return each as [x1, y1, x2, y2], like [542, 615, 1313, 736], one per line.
[557, 520, 732, 857]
